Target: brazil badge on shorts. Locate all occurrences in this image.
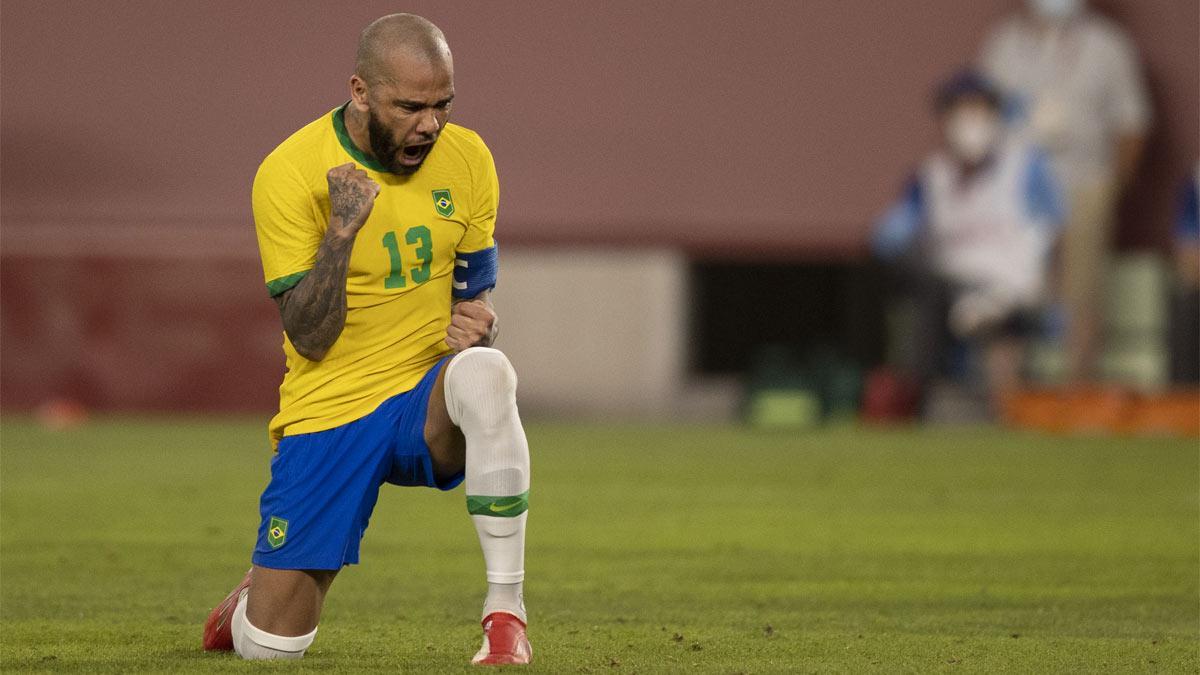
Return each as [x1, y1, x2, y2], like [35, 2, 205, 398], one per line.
[267, 516, 288, 548]
[432, 189, 455, 217]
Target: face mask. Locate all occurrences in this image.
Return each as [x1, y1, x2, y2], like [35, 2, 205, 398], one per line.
[1028, 0, 1084, 21]
[946, 110, 999, 164]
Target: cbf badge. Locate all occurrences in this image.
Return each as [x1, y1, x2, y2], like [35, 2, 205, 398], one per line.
[432, 189, 455, 217]
[267, 516, 288, 548]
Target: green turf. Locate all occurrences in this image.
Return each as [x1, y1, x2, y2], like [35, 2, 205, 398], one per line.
[1, 417, 1196, 672]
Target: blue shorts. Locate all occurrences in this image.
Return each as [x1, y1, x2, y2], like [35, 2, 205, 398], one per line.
[252, 356, 461, 570]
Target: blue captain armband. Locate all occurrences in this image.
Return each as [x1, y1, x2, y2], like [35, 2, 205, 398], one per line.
[452, 245, 498, 298]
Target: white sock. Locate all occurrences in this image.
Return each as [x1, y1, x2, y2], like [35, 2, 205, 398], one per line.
[231, 589, 316, 660]
[444, 347, 530, 623]
[483, 581, 526, 624]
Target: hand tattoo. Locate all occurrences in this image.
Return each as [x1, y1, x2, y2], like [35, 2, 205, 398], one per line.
[329, 180, 371, 227]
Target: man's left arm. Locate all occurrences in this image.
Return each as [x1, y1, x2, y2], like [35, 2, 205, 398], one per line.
[1106, 28, 1152, 192]
[446, 132, 502, 353]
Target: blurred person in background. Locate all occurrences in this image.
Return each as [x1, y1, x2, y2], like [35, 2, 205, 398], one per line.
[979, 0, 1152, 383]
[1170, 164, 1199, 384]
[873, 71, 1065, 416]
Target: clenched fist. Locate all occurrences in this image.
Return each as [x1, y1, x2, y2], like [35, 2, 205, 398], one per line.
[326, 163, 381, 238]
[446, 299, 497, 352]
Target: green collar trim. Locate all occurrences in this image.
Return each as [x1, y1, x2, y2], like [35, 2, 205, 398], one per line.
[332, 103, 388, 172]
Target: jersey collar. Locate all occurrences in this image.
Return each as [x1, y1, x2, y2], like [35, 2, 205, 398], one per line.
[333, 103, 389, 173]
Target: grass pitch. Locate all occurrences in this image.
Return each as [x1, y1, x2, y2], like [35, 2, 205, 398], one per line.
[1, 417, 1196, 673]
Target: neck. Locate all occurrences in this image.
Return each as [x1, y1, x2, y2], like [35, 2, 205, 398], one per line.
[957, 153, 994, 181]
[1030, 11, 1081, 33]
[343, 104, 376, 160]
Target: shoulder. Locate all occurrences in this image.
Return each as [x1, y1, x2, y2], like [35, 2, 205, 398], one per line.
[1078, 12, 1137, 54]
[983, 14, 1028, 49]
[996, 137, 1055, 185]
[918, 151, 953, 184]
[436, 123, 495, 169]
[256, 108, 340, 183]
[989, 14, 1027, 39]
[1079, 12, 1129, 41]
[1000, 135, 1042, 164]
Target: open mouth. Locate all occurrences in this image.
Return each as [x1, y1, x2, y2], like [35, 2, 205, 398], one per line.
[399, 142, 432, 166]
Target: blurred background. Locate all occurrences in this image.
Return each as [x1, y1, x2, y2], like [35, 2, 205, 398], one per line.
[2, 0, 1197, 435]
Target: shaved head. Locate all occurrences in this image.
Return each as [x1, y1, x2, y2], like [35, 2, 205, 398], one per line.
[355, 13, 452, 84]
[345, 14, 456, 175]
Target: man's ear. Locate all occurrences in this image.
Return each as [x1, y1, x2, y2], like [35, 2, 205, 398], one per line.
[349, 75, 369, 112]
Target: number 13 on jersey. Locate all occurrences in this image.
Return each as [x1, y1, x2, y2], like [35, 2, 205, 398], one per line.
[381, 226, 432, 289]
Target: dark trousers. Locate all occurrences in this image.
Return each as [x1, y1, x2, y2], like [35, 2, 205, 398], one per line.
[1169, 287, 1199, 384]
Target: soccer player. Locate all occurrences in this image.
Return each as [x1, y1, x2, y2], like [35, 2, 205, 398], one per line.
[201, 14, 532, 665]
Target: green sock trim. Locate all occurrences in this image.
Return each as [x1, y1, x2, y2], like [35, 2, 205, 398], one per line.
[467, 491, 529, 517]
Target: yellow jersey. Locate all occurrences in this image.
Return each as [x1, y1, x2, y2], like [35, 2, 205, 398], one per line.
[252, 104, 498, 447]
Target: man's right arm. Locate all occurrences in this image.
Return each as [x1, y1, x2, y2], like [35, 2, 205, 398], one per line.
[273, 163, 380, 362]
[274, 230, 355, 361]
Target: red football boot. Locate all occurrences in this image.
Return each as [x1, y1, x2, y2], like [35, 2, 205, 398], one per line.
[202, 568, 252, 651]
[472, 612, 532, 665]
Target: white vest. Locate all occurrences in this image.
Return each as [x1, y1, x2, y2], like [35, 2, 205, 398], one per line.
[919, 140, 1056, 307]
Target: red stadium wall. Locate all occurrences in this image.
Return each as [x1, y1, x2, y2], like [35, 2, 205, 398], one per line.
[2, 0, 1194, 253]
[1, 0, 1196, 413]
[1, 243, 281, 414]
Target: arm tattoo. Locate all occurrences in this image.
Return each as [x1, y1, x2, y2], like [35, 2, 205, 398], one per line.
[274, 230, 356, 361]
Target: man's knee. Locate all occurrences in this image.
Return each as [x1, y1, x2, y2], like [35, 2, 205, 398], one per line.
[233, 589, 317, 660]
[448, 347, 517, 390]
[243, 567, 331, 640]
[444, 347, 518, 426]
